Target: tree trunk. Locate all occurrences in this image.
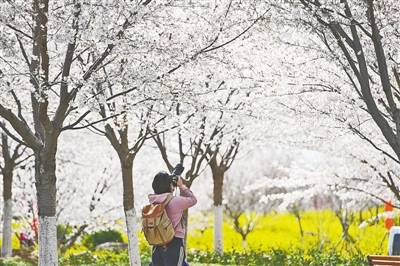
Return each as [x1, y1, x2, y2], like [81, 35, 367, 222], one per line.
[35, 146, 58, 266]
[125, 209, 141, 266]
[2, 199, 12, 257]
[293, 210, 304, 238]
[38, 216, 57, 265]
[241, 239, 247, 249]
[1, 134, 13, 258]
[2, 168, 13, 257]
[296, 215, 304, 238]
[121, 160, 141, 266]
[213, 172, 224, 255]
[213, 205, 223, 254]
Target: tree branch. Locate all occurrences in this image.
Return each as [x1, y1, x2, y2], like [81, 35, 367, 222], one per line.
[0, 105, 40, 149]
[64, 111, 126, 130]
[6, 24, 33, 40]
[16, 35, 32, 70]
[348, 124, 400, 164]
[61, 110, 91, 131]
[10, 90, 28, 126]
[53, 1, 82, 129]
[203, 9, 269, 53]
[366, 0, 396, 114]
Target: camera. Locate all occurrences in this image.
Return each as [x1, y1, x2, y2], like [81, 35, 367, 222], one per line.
[170, 163, 184, 187]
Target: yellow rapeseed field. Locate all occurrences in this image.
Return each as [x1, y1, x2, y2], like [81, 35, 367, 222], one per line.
[186, 209, 389, 256]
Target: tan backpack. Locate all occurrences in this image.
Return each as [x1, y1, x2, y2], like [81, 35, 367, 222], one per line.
[142, 194, 175, 246]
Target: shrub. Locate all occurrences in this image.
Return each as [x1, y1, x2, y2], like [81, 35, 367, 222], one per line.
[60, 248, 367, 266]
[187, 249, 368, 266]
[0, 257, 35, 266]
[57, 224, 73, 244]
[59, 251, 97, 265]
[60, 249, 145, 266]
[82, 229, 124, 250]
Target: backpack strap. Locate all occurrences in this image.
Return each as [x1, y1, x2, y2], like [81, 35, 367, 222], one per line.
[162, 194, 173, 207]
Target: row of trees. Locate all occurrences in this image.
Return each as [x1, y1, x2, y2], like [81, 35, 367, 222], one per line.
[238, 0, 400, 247]
[213, 0, 400, 254]
[1, 0, 400, 265]
[275, 0, 400, 204]
[0, 0, 268, 264]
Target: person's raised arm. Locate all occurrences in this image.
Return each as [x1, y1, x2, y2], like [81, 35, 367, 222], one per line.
[174, 177, 197, 210]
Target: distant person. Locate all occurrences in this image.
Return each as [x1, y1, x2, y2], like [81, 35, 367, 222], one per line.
[146, 171, 197, 266]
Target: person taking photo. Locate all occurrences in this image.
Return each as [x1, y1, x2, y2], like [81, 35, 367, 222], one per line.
[146, 171, 197, 266]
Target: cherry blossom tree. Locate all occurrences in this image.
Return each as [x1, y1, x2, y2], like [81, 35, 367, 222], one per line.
[146, 1, 269, 252]
[151, 109, 210, 249]
[89, 88, 148, 266]
[201, 89, 248, 254]
[0, 124, 30, 257]
[274, 0, 400, 202]
[152, 85, 262, 253]
[61, 1, 270, 262]
[223, 175, 267, 248]
[0, 0, 163, 263]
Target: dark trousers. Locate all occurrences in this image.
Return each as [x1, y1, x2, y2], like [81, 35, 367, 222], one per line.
[149, 237, 187, 266]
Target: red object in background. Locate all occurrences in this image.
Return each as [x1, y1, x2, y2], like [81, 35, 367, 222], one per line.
[385, 201, 394, 230]
[386, 218, 394, 230]
[18, 232, 29, 241]
[385, 201, 394, 212]
[30, 217, 38, 238]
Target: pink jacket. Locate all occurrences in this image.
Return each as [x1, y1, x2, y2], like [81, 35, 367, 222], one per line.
[148, 186, 197, 238]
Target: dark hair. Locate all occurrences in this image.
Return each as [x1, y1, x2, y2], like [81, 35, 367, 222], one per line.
[152, 171, 172, 194]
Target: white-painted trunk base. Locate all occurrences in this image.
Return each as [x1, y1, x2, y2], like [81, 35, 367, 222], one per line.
[1, 199, 12, 257]
[213, 205, 223, 254]
[39, 216, 58, 266]
[125, 208, 141, 266]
